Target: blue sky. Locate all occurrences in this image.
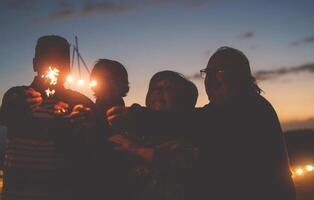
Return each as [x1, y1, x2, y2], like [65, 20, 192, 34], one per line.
[0, 0, 314, 130]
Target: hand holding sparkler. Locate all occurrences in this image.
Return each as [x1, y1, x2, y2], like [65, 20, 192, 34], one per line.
[24, 87, 43, 110]
[53, 101, 70, 116]
[64, 104, 91, 123]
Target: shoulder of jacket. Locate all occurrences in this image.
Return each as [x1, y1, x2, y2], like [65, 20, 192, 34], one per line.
[62, 89, 94, 106]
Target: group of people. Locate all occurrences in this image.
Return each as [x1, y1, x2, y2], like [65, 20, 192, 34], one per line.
[0, 35, 296, 200]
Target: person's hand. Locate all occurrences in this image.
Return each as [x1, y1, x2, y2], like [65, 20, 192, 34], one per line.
[24, 88, 43, 110]
[64, 104, 91, 123]
[108, 134, 154, 162]
[106, 106, 129, 128]
[53, 101, 69, 116]
[108, 134, 137, 153]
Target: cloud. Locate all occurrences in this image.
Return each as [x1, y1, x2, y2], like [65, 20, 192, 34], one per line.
[186, 63, 314, 81]
[0, 0, 39, 10]
[47, 8, 77, 20]
[45, 0, 210, 20]
[282, 118, 314, 131]
[46, 1, 136, 20]
[291, 36, 314, 46]
[82, 1, 136, 15]
[153, 0, 210, 7]
[237, 32, 255, 39]
[254, 63, 314, 81]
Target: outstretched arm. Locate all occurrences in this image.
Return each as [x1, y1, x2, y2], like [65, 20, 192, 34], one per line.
[0, 87, 42, 126]
[106, 104, 198, 139]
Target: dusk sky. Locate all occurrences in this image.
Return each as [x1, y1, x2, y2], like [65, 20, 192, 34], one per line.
[0, 0, 313, 130]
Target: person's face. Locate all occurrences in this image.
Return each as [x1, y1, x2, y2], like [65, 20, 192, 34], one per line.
[204, 67, 226, 103]
[34, 52, 70, 86]
[91, 70, 120, 100]
[147, 80, 177, 111]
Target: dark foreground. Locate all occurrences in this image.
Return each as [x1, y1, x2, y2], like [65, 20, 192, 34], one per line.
[0, 170, 313, 200]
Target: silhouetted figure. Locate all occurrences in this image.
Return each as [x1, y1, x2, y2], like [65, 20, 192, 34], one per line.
[109, 70, 199, 200]
[0, 35, 94, 200]
[87, 59, 132, 200]
[146, 70, 198, 112]
[107, 47, 296, 200]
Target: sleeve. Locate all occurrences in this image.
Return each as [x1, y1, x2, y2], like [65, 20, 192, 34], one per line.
[64, 89, 94, 108]
[252, 97, 296, 199]
[124, 104, 199, 140]
[0, 86, 30, 126]
[152, 141, 199, 174]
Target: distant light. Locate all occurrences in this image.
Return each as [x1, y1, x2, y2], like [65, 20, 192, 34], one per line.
[296, 168, 304, 175]
[66, 75, 73, 83]
[306, 165, 313, 172]
[89, 80, 97, 88]
[78, 79, 84, 86]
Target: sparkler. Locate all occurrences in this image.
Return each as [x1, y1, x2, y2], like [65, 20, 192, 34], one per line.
[45, 88, 55, 97]
[89, 80, 97, 88]
[33, 66, 62, 118]
[66, 75, 73, 83]
[292, 164, 314, 177]
[77, 79, 85, 86]
[43, 66, 59, 97]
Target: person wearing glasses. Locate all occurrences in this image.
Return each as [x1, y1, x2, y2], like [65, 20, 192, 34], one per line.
[106, 47, 296, 200]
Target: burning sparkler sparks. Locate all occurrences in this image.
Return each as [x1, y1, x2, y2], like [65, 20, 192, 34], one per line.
[292, 164, 314, 177]
[306, 165, 313, 172]
[45, 67, 59, 85]
[78, 79, 85, 86]
[45, 88, 55, 97]
[66, 75, 73, 83]
[89, 80, 97, 88]
[43, 66, 59, 97]
[296, 168, 304, 175]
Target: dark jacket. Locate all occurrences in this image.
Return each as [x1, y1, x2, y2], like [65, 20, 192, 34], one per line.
[0, 77, 94, 200]
[121, 91, 296, 200]
[87, 97, 136, 200]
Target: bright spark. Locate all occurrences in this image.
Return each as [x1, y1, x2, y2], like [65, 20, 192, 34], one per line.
[45, 67, 59, 85]
[306, 165, 313, 172]
[89, 80, 97, 88]
[78, 79, 84, 86]
[66, 75, 73, 83]
[45, 88, 55, 97]
[296, 168, 304, 175]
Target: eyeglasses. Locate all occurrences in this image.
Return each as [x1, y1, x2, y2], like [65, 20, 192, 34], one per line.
[200, 69, 207, 79]
[200, 68, 224, 79]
